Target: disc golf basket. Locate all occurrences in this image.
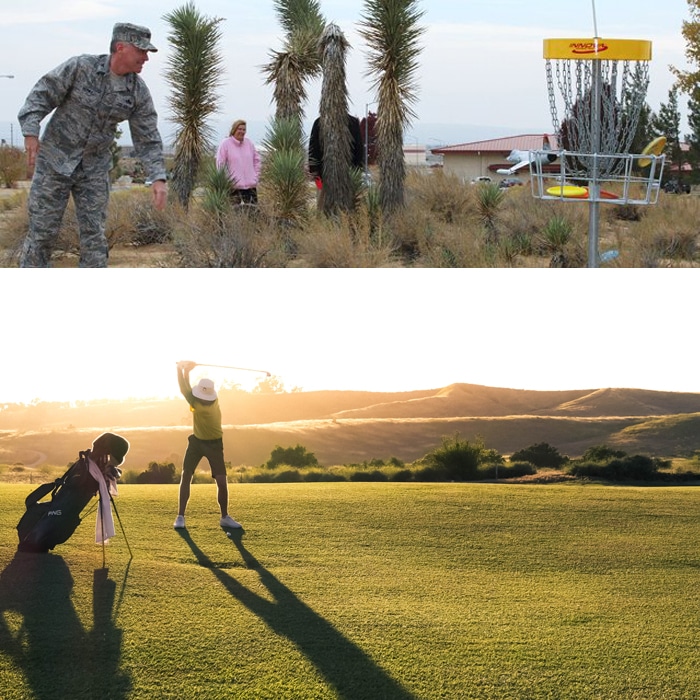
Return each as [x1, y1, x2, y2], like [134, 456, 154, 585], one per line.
[529, 36, 665, 266]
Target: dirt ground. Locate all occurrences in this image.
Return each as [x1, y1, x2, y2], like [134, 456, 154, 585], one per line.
[0, 183, 181, 267]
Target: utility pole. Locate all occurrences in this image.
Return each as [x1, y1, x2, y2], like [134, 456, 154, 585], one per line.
[1, 77, 16, 146]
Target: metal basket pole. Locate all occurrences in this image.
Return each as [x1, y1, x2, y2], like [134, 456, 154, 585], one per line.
[588, 49, 602, 267]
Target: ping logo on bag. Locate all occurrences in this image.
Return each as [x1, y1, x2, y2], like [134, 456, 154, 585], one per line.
[48, 510, 62, 516]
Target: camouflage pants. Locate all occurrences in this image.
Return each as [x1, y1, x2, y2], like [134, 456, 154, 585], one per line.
[20, 162, 110, 268]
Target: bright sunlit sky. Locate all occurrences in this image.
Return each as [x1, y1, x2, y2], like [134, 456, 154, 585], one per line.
[0, 3, 697, 406]
[0, 0, 694, 147]
[1, 269, 698, 405]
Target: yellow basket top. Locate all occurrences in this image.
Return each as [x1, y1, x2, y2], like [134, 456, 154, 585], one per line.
[544, 38, 652, 61]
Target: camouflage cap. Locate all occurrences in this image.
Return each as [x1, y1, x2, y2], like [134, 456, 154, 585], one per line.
[112, 23, 157, 52]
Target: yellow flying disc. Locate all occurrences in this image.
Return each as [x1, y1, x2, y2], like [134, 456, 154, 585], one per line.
[546, 185, 588, 198]
[639, 136, 666, 167]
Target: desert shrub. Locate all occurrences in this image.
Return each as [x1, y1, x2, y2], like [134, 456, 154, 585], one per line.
[478, 461, 536, 480]
[569, 454, 667, 481]
[510, 442, 569, 469]
[266, 444, 318, 469]
[410, 169, 472, 224]
[349, 469, 388, 482]
[627, 194, 700, 266]
[0, 187, 179, 263]
[120, 191, 174, 246]
[421, 435, 498, 481]
[501, 462, 537, 478]
[0, 190, 26, 212]
[136, 461, 177, 484]
[412, 465, 446, 482]
[250, 471, 275, 483]
[580, 445, 627, 462]
[292, 210, 397, 268]
[174, 203, 278, 267]
[0, 147, 25, 188]
[612, 204, 642, 222]
[274, 469, 303, 483]
[303, 470, 346, 482]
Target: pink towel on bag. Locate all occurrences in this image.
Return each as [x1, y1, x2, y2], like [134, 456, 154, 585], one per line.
[88, 459, 117, 543]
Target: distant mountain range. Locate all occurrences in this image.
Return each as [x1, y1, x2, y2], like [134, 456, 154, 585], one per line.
[2, 384, 700, 469]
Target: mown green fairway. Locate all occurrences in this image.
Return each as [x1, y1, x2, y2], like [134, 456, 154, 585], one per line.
[1, 482, 699, 699]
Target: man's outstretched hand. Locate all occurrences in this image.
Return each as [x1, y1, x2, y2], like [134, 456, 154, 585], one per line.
[152, 179, 167, 211]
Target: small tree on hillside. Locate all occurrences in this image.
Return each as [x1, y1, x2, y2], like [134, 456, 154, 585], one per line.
[266, 444, 319, 469]
[136, 461, 177, 484]
[580, 445, 627, 462]
[510, 443, 569, 469]
[422, 435, 499, 481]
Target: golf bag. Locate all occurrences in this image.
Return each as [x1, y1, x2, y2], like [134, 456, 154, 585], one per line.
[16, 451, 100, 553]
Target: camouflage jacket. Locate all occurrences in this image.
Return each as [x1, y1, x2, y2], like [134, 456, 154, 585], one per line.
[18, 54, 166, 181]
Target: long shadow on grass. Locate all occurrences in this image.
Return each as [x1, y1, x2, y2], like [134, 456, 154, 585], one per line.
[179, 529, 416, 700]
[0, 553, 131, 699]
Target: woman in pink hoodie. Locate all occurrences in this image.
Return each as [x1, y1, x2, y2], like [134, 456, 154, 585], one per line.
[215, 119, 261, 204]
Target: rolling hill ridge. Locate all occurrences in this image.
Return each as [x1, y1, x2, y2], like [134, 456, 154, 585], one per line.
[1, 383, 699, 468]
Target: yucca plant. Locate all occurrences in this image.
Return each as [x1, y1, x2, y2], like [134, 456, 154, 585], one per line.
[541, 215, 573, 252]
[263, 0, 325, 123]
[359, 0, 425, 214]
[261, 118, 309, 226]
[163, 2, 224, 207]
[201, 161, 234, 224]
[476, 182, 505, 238]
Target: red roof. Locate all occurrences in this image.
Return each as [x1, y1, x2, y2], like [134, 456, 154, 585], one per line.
[432, 133, 558, 154]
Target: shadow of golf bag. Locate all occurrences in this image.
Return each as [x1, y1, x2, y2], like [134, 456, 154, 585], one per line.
[17, 451, 99, 553]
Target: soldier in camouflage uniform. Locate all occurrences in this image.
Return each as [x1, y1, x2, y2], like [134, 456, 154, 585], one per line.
[17, 23, 168, 267]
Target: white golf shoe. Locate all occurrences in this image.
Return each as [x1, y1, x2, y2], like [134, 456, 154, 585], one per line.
[220, 515, 242, 529]
[173, 515, 186, 529]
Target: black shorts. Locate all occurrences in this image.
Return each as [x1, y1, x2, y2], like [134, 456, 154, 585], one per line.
[182, 435, 226, 478]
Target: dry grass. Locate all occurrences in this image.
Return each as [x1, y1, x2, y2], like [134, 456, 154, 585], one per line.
[1, 174, 700, 267]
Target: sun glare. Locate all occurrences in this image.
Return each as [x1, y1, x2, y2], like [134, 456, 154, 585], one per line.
[1, 270, 698, 406]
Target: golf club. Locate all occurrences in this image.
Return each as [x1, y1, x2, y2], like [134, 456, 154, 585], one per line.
[177, 361, 271, 377]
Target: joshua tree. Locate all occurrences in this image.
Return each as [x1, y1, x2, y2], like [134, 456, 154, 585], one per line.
[163, 2, 224, 207]
[359, 0, 425, 214]
[262, 0, 325, 124]
[317, 23, 355, 214]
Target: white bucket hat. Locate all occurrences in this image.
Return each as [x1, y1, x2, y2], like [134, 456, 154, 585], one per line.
[192, 378, 217, 401]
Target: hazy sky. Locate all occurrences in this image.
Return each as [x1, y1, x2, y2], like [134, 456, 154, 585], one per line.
[0, 0, 693, 147]
[1, 269, 697, 405]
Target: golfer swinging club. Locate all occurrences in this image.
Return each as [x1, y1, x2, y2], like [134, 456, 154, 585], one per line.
[174, 361, 242, 530]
